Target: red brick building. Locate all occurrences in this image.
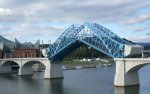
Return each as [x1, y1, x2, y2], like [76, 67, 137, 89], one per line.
[13, 39, 40, 58]
[13, 49, 37, 58]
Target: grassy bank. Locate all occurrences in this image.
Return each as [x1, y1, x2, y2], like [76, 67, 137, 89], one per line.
[62, 60, 113, 69]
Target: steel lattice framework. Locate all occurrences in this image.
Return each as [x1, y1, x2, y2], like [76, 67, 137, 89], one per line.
[46, 23, 132, 61]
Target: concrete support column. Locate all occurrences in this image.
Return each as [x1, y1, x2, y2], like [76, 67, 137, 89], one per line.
[114, 59, 140, 86]
[114, 60, 126, 86]
[44, 61, 63, 79]
[18, 59, 23, 75]
[18, 62, 33, 76]
[18, 65, 33, 75]
[18, 67, 22, 75]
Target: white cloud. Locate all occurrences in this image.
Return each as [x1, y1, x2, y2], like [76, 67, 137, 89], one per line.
[0, 8, 12, 16]
[1, 23, 65, 43]
[0, 0, 150, 43]
[120, 13, 150, 25]
[128, 37, 150, 43]
[0, 0, 149, 23]
[127, 25, 150, 32]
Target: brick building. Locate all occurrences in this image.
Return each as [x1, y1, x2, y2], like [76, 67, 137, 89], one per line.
[13, 39, 41, 58]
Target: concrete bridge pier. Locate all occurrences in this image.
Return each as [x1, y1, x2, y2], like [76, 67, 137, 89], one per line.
[17, 59, 63, 78]
[114, 59, 140, 86]
[44, 61, 63, 79]
[0, 58, 63, 79]
[18, 64, 33, 76]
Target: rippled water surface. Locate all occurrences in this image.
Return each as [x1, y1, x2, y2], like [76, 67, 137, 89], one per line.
[0, 65, 150, 94]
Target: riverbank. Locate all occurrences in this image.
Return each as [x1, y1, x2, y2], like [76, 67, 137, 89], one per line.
[62, 61, 114, 70]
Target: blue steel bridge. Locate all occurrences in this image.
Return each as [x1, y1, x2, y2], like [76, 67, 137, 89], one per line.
[46, 23, 132, 61]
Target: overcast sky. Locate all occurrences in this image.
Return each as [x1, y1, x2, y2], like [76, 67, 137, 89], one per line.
[0, 0, 150, 43]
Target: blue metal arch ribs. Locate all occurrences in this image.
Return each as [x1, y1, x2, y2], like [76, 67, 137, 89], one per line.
[46, 23, 131, 60]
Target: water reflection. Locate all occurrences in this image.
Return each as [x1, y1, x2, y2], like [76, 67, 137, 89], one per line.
[1, 67, 149, 94]
[32, 71, 45, 79]
[50, 78, 74, 94]
[115, 86, 139, 94]
[50, 79, 63, 94]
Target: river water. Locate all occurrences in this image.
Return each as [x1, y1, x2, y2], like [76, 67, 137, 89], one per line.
[0, 65, 150, 94]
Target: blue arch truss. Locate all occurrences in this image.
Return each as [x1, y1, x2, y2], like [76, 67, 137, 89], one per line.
[46, 23, 132, 61]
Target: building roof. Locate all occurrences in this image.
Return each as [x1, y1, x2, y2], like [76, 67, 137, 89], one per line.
[15, 39, 40, 49]
[0, 35, 15, 49]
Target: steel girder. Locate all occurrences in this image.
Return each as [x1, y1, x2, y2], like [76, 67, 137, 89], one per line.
[46, 24, 84, 60]
[46, 23, 131, 60]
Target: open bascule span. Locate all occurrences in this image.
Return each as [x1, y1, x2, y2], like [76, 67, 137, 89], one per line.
[0, 23, 145, 87]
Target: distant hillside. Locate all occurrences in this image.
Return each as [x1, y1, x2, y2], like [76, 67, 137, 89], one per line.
[136, 42, 150, 46]
[144, 45, 150, 50]
[123, 38, 136, 44]
[0, 35, 15, 49]
[135, 42, 150, 50]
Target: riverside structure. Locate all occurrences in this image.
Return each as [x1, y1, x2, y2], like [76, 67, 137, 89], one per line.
[114, 58, 150, 86]
[0, 58, 63, 78]
[0, 23, 145, 87]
